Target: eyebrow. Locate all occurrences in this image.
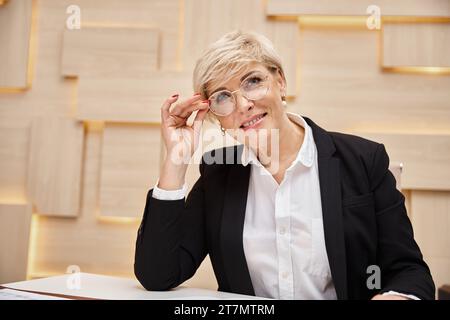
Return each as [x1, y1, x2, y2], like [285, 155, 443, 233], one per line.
[209, 70, 258, 96]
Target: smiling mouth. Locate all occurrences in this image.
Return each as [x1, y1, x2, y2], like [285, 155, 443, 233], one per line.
[240, 112, 267, 129]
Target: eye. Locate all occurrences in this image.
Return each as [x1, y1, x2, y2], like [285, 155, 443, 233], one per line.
[215, 91, 232, 104]
[242, 75, 264, 90]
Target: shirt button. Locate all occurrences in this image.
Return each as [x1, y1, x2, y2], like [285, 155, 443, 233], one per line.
[279, 227, 286, 235]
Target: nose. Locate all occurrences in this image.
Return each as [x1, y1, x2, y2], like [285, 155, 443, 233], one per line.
[235, 92, 254, 113]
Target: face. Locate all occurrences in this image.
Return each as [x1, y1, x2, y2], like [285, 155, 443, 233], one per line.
[206, 63, 287, 147]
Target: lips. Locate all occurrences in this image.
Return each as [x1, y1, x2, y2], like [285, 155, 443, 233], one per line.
[240, 112, 267, 130]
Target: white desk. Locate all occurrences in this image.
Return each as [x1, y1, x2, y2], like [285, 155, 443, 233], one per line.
[1, 273, 263, 300]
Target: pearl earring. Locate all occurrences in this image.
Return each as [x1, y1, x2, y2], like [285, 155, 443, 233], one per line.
[220, 126, 226, 136]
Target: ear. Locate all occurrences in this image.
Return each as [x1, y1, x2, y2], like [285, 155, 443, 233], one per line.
[275, 69, 286, 96]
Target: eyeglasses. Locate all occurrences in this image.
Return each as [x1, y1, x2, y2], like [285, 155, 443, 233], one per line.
[208, 71, 270, 116]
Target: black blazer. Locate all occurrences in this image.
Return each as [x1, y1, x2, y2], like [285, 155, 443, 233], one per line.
[134, 117, 435, 300]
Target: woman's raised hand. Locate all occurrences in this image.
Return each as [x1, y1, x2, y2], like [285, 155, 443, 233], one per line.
[158, 93, 209, 190]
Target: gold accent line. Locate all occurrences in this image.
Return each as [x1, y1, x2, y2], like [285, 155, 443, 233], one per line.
[97, 215, 141, 224]
[85, 120, 162, 127]
[26, 0, 38, 88]
[267, 15, 298, 22]
[84, 120, 104, 133]
[379, 18, 385, 71]
[270, 13, 450, 24]
[26, 214, 39, 280]
[281, 15, 450, 28]
[81, 22, 157, 29]
[298, 15, 368, 28]
[0, 87, 28, 93]
[382, 16, 450, 24]
[0, 0, 9, 6]
[68, 77, 78, 118]
[382, 66, 450, 75]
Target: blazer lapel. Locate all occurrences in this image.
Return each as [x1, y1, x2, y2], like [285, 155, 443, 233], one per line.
[220, 145, 255, 296]
[305, 117, 349, 300]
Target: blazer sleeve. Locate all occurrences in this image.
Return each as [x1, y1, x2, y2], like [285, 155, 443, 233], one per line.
[134, 162, 207, 291]
[371, 143, 435, 299]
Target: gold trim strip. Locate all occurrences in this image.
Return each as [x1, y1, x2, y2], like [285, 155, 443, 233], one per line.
[382, 66, 450, 75]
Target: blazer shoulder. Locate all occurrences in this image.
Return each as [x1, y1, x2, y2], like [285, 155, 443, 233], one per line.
[329, 131, 381, 152]
[327, 131, 389, 183]
[328, 131, 383, 160]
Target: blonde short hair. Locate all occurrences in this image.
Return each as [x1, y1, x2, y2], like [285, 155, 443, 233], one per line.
[193, 30, 286, 99]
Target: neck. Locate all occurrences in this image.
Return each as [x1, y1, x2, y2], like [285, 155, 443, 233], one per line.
[257, 113, 304, 171]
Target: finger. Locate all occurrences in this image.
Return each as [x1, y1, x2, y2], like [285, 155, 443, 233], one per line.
[169, 93, 203, 116]
[161, 94, 179, 123]
[178, 100, 210, 119]
[193, 107, 209, 133]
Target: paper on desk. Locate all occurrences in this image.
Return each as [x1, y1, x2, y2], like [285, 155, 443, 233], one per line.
[0, 288, 69, 300]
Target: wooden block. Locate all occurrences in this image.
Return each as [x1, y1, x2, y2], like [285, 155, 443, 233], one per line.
[410, 191, 450, 259]
[100, 123, 161, 217]
[0, 203, 32, 284]
[0, 118, 31, 203]
[27, 117, 84, 217]
[356, 133, 450, 190]
[0, 0, 33, 89]
[61, 26, 159, 77]
[383, 23, 450, 68]
[293, 28, 450, 133]
[266, 0, 450, 17]
[77, 72, 193, 123]
[74, 0, 181, 71]
[28, 125, 141, 278]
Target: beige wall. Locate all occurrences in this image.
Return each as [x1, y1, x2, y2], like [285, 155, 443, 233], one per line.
[0, 0, 449, 295]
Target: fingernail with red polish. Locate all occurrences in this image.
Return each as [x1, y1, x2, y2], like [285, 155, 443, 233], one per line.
[171, 94, 179, 98]
[194, 93, 201, 96]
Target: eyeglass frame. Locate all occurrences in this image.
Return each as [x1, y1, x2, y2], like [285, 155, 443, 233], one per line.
[207, 71, 271, 117]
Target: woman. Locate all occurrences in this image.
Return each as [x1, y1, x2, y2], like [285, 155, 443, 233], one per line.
[134, 30, 435, 300]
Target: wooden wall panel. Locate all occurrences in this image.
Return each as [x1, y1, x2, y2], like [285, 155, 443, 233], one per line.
[383, 23, 450, 68]
[0, 203, 32, 284]
[356, 133, 450, 190]
[294, 28, 450, 133]
[100, 124, 161, 218]
[266, 0, 450, 17]
[27, 117, 84, 217]
[411, 191, 450, 259]
[77, 72, 192, 123]
[61, 27, 160, 77]
[0, 118, 31, 203]
[74, 0, 181, 72]
[0, 0, 32, 89]
[30, 124, 218, 289]
[410, 191, 450, 290]
[29, 127, 140, 278]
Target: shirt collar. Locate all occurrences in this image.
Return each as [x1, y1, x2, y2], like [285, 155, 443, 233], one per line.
[241, 112, 315, 168]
